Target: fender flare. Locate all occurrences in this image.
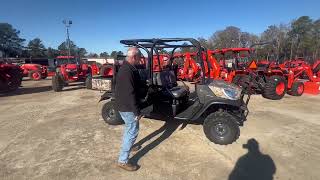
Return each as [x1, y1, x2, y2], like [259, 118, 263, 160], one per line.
[191, 100, 245, 121]
[99, 92, 114, 102]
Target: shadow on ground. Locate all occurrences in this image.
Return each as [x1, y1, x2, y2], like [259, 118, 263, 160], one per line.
[228, 138, 276, 180]
[0, 86, 52, 97]
[130, 120, 187, 165]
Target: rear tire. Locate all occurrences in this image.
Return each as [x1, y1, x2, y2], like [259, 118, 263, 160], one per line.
[203, 111, 240, 145]
[262, 75, 286, 100]
[29, 71, 41, 81]
[52, 74, 64, 92]
[287, 81, 304, 96]
[0, 68, 22, 93]
[101, 101, 124, 125]
[85, 76, 92, 89]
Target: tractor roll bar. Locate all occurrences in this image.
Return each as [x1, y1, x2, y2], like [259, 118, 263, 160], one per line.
[120, 38, 206, 84]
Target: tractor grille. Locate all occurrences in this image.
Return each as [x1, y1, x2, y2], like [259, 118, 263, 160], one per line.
[67, 70, 77, 77]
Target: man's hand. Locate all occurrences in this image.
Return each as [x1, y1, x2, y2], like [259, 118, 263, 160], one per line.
[134, 115, 143, 121]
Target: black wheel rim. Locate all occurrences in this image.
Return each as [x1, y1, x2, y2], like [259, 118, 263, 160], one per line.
[107, 108, 115, 120]
[212, 122, 229, 139]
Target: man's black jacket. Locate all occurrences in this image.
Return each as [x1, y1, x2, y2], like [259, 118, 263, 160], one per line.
[115, 61, 141, 116]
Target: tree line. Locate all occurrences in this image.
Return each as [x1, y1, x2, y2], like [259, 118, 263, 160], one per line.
[197, 16, 320, 63]
[1, 16, 319, 62]
[0, 23, 123, 59]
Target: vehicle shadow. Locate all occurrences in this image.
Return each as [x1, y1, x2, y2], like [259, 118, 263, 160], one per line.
[228, 138, 276, 180]
[62, 86, 85, 92]
[66, 82, 85, 87]
[0, 86, 52, 97]
[130, 120, 185, 165]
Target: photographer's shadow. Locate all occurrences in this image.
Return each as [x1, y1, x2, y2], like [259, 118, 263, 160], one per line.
[229, 138, 276, 180]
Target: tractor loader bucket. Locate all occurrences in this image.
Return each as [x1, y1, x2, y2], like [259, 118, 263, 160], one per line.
[303, 81, 320, 95]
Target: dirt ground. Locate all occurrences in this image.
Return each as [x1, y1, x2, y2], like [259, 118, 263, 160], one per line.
[0, 78, 320, 180]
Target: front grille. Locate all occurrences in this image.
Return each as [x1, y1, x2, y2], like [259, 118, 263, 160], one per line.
[67, 71, 77, 77]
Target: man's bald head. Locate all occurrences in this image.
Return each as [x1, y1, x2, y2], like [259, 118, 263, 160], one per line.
[126, 47, 141, 65]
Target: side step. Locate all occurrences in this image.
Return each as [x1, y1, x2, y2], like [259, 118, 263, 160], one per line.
[174, 100, 203, 120]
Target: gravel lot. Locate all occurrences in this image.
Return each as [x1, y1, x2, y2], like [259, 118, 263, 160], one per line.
[0, 78, 320, 180]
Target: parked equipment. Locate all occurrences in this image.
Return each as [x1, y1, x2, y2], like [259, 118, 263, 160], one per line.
[99, 38, 251, 145]
[51, 56, 92, 92]
[20, 64, 48, 80]
[279, 59, 320, 95]
[0, 62, 23, 93]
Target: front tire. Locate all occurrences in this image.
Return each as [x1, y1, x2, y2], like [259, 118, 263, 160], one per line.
[287, 81, 304, 96]
[29, 71, 41, 81]
[262, 75, 286, 100]
[52, 74, 64, 92]
[101, 101, 124, 125]
[203, 111, 240, 145]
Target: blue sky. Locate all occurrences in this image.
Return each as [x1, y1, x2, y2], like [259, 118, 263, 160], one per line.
[1, 0, 320, 54]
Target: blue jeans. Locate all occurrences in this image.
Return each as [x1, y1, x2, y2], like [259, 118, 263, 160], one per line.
[118, 112, 139, 163]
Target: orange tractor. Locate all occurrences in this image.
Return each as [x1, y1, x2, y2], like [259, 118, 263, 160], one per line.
[278, 59, 320, 95]
[20, 63, 48, 81]
[175, 47, 288, 100]
[51, 56, 96, 92]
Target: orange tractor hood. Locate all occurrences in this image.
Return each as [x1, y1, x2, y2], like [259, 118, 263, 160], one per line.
[65, 64, 78, 69]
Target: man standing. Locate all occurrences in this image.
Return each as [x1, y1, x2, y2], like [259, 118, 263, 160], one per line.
[115, 47, 142, 171]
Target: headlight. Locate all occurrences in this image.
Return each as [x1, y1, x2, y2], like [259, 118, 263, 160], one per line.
[209, 80, 242, 100]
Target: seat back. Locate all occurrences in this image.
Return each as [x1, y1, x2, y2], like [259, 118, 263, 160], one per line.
[153, 69, 177, 88]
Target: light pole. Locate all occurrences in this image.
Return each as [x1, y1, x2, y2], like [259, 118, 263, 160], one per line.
[62, 19, 72, 60]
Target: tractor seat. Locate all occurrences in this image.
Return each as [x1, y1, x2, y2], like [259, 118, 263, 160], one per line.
[170, 86, 188, 98]
[153, 69, 189, 99]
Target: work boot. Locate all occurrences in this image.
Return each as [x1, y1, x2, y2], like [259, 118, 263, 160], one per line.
[117, 162, 139, 171]
[131, 145, 142, 152]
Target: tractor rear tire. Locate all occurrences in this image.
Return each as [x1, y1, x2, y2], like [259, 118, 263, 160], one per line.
[287, 81, 304, 96]
[85, 76, 92, 89]
[29, 71, 42, 81]
[262, 75, 287, 100]
[0, 68, 22, 93]
[101, 101, 124, 125]
[52, 75, 64, 92]
[203, 111, 240, 145]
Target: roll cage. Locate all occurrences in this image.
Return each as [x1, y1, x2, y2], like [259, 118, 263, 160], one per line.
[120, 38, 208, 84]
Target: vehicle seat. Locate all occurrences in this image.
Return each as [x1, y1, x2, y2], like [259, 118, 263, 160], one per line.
[153, 69, 188, 99]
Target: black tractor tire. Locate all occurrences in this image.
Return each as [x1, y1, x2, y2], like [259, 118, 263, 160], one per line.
[203, 111, 240, 145]
[262, 75, 287, 100]
[52, 75, 64, 92]
[41, 72, 48, 79]
[101, 101, 124, 125]
[287, 81, 304, 96]
[232, 74, 250, 87]
[85, 76, 92, 89]
[0, 68, 22, 93]
[28, 70, 42, 81]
